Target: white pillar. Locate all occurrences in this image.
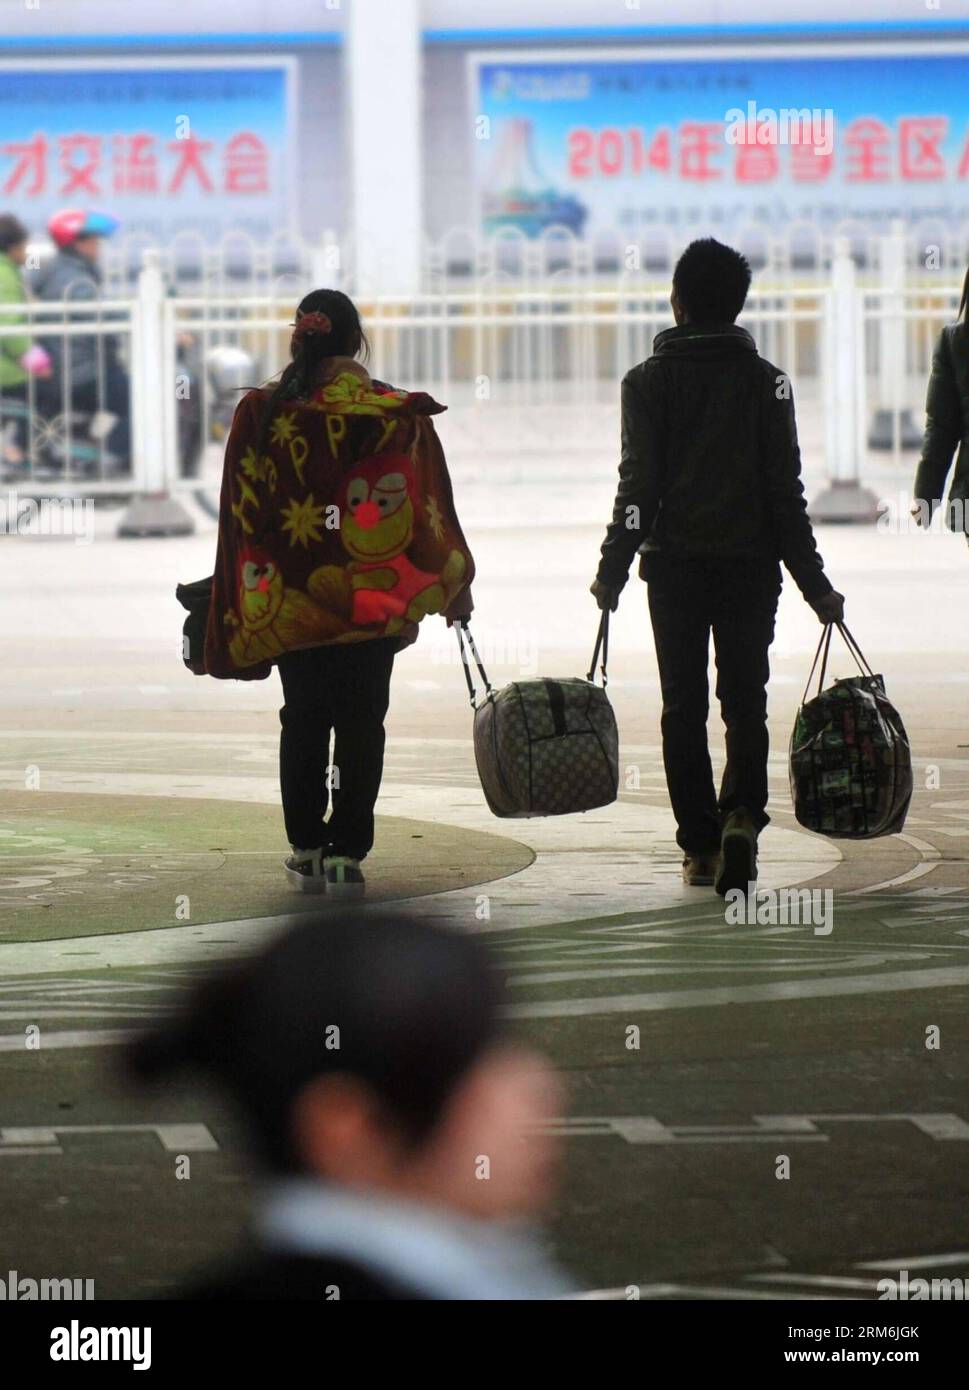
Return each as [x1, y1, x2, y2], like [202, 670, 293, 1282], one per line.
[867, 220, 921, 453]
[132, 248, 168, 493]
[829, 238, 861, 484]
[878, 220, 906, 412]
[811, 238, 879, 523]
[347, 0, 422, 297]
[118, 247, 194, 536]
[311, 229, 343, 290]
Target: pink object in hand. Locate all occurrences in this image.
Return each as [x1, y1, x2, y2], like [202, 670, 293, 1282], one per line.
[20, 345, 52, 375]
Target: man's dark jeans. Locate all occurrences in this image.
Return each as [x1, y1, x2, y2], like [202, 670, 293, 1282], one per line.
[644, 552, 782, 854]
[277, 638, 397, 859]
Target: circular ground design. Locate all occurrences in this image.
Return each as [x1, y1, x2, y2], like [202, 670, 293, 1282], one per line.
[0, 791, 534, 941]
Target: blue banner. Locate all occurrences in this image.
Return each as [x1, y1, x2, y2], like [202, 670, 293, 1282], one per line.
[471, 46, 969, 239]
[0, 59, 295, 245]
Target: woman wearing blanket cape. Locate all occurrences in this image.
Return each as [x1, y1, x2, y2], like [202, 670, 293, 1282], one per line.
[206, 290, 475, 896]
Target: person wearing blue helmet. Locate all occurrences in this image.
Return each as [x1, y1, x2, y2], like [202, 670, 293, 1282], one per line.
[32, 208, 130, 472]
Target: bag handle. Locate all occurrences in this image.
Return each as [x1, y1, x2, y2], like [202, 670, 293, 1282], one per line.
[801, 623, 833, 704]
[454, 619, 493, 710]
[586, 610, 610, 687]
[800, 621, 875, 705]
[835, 622, 876, 678]
[456, 613, 612, 706]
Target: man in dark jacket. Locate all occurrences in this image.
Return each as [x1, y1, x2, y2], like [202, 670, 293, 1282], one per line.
[912, 274, 969, 538]
[592, 238, 844, 896]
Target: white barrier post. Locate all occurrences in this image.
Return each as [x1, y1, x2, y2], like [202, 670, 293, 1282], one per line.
[311, 229, 342, 290]
[868, 220, 921, 451]
[811, 237, 880, 523]
[118, 248, 194, 537]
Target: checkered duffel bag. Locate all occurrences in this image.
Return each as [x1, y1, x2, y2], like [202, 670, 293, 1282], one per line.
[790, 623, 912, 839]
[455, 616, 619, 818]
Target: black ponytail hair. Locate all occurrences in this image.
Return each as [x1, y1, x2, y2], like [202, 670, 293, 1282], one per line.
[127, 914, 506, 1175]
[960, 264, 969, 323]
[255, 287, 371, 458]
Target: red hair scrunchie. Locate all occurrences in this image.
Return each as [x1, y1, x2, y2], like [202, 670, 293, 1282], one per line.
[291, 310, 333, 350]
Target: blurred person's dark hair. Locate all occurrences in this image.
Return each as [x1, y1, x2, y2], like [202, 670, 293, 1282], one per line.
[0, 214, 29, 255]
[256, 287, 371, 456]
[128, 914, 505, 1174]
[959, 264, 969, 323]
[672, 237, 752, 324]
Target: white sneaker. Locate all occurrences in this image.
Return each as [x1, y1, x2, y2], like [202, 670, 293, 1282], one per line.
[324, 855, 366, 897]
[284, 847, 327, 893]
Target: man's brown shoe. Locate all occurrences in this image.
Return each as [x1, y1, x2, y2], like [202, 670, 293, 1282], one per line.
[682, 852, 719, 887]
[715, 809, 759, 897]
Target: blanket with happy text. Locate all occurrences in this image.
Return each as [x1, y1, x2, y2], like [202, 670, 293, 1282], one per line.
[203, 371, 474, 680]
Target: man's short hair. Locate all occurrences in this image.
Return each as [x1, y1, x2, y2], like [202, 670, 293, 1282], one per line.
[672, 238, 752, 324]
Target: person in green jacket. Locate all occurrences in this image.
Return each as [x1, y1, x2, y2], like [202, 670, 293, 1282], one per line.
[0, 214, 50, 468]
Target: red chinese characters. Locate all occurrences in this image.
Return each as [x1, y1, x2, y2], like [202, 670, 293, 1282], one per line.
[679, 123, 724, 181]
[112, 134, 160, 194]
[2, 134, 47, 195]
[734, 124, 780, 184]
[844, 117, 892, 182]
[224, 132, 270, 194]
[899, 117, 947, 180]
[167, 135, 215, 193]
[789, 139, 834, 184]
[59, 135, 102, 195]
[561, 116, 965, 186]
[0, 130, 272, 196]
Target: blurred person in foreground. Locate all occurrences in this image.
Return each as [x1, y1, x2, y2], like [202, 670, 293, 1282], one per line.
[912, 263, 969, 556]
[31, 208, 131, 471]
[129, 914, 569, 1301]
[591, 238, 844, 896]
[0, 213, 51, 468]
[202, 289, 474, 896]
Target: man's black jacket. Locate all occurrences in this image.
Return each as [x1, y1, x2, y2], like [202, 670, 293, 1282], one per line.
[597, 322, 832, 601]
[913, 321, 969, 528]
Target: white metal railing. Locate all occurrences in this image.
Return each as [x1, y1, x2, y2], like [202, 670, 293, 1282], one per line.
[0, 238, 965, 511]
[0, 297, 136, 491]
[156, 280, 830, 489]
[97, 218, 969, 295]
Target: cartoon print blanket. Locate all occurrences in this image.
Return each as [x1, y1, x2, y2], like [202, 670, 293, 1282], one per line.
[203, 370, 474, 680]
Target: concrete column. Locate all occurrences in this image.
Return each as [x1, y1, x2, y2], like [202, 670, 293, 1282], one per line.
[347, 0, 422, 297]
[868, 221, 922, 453]
[811, 239, 879, 524]
[118, 248, 194, 537]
